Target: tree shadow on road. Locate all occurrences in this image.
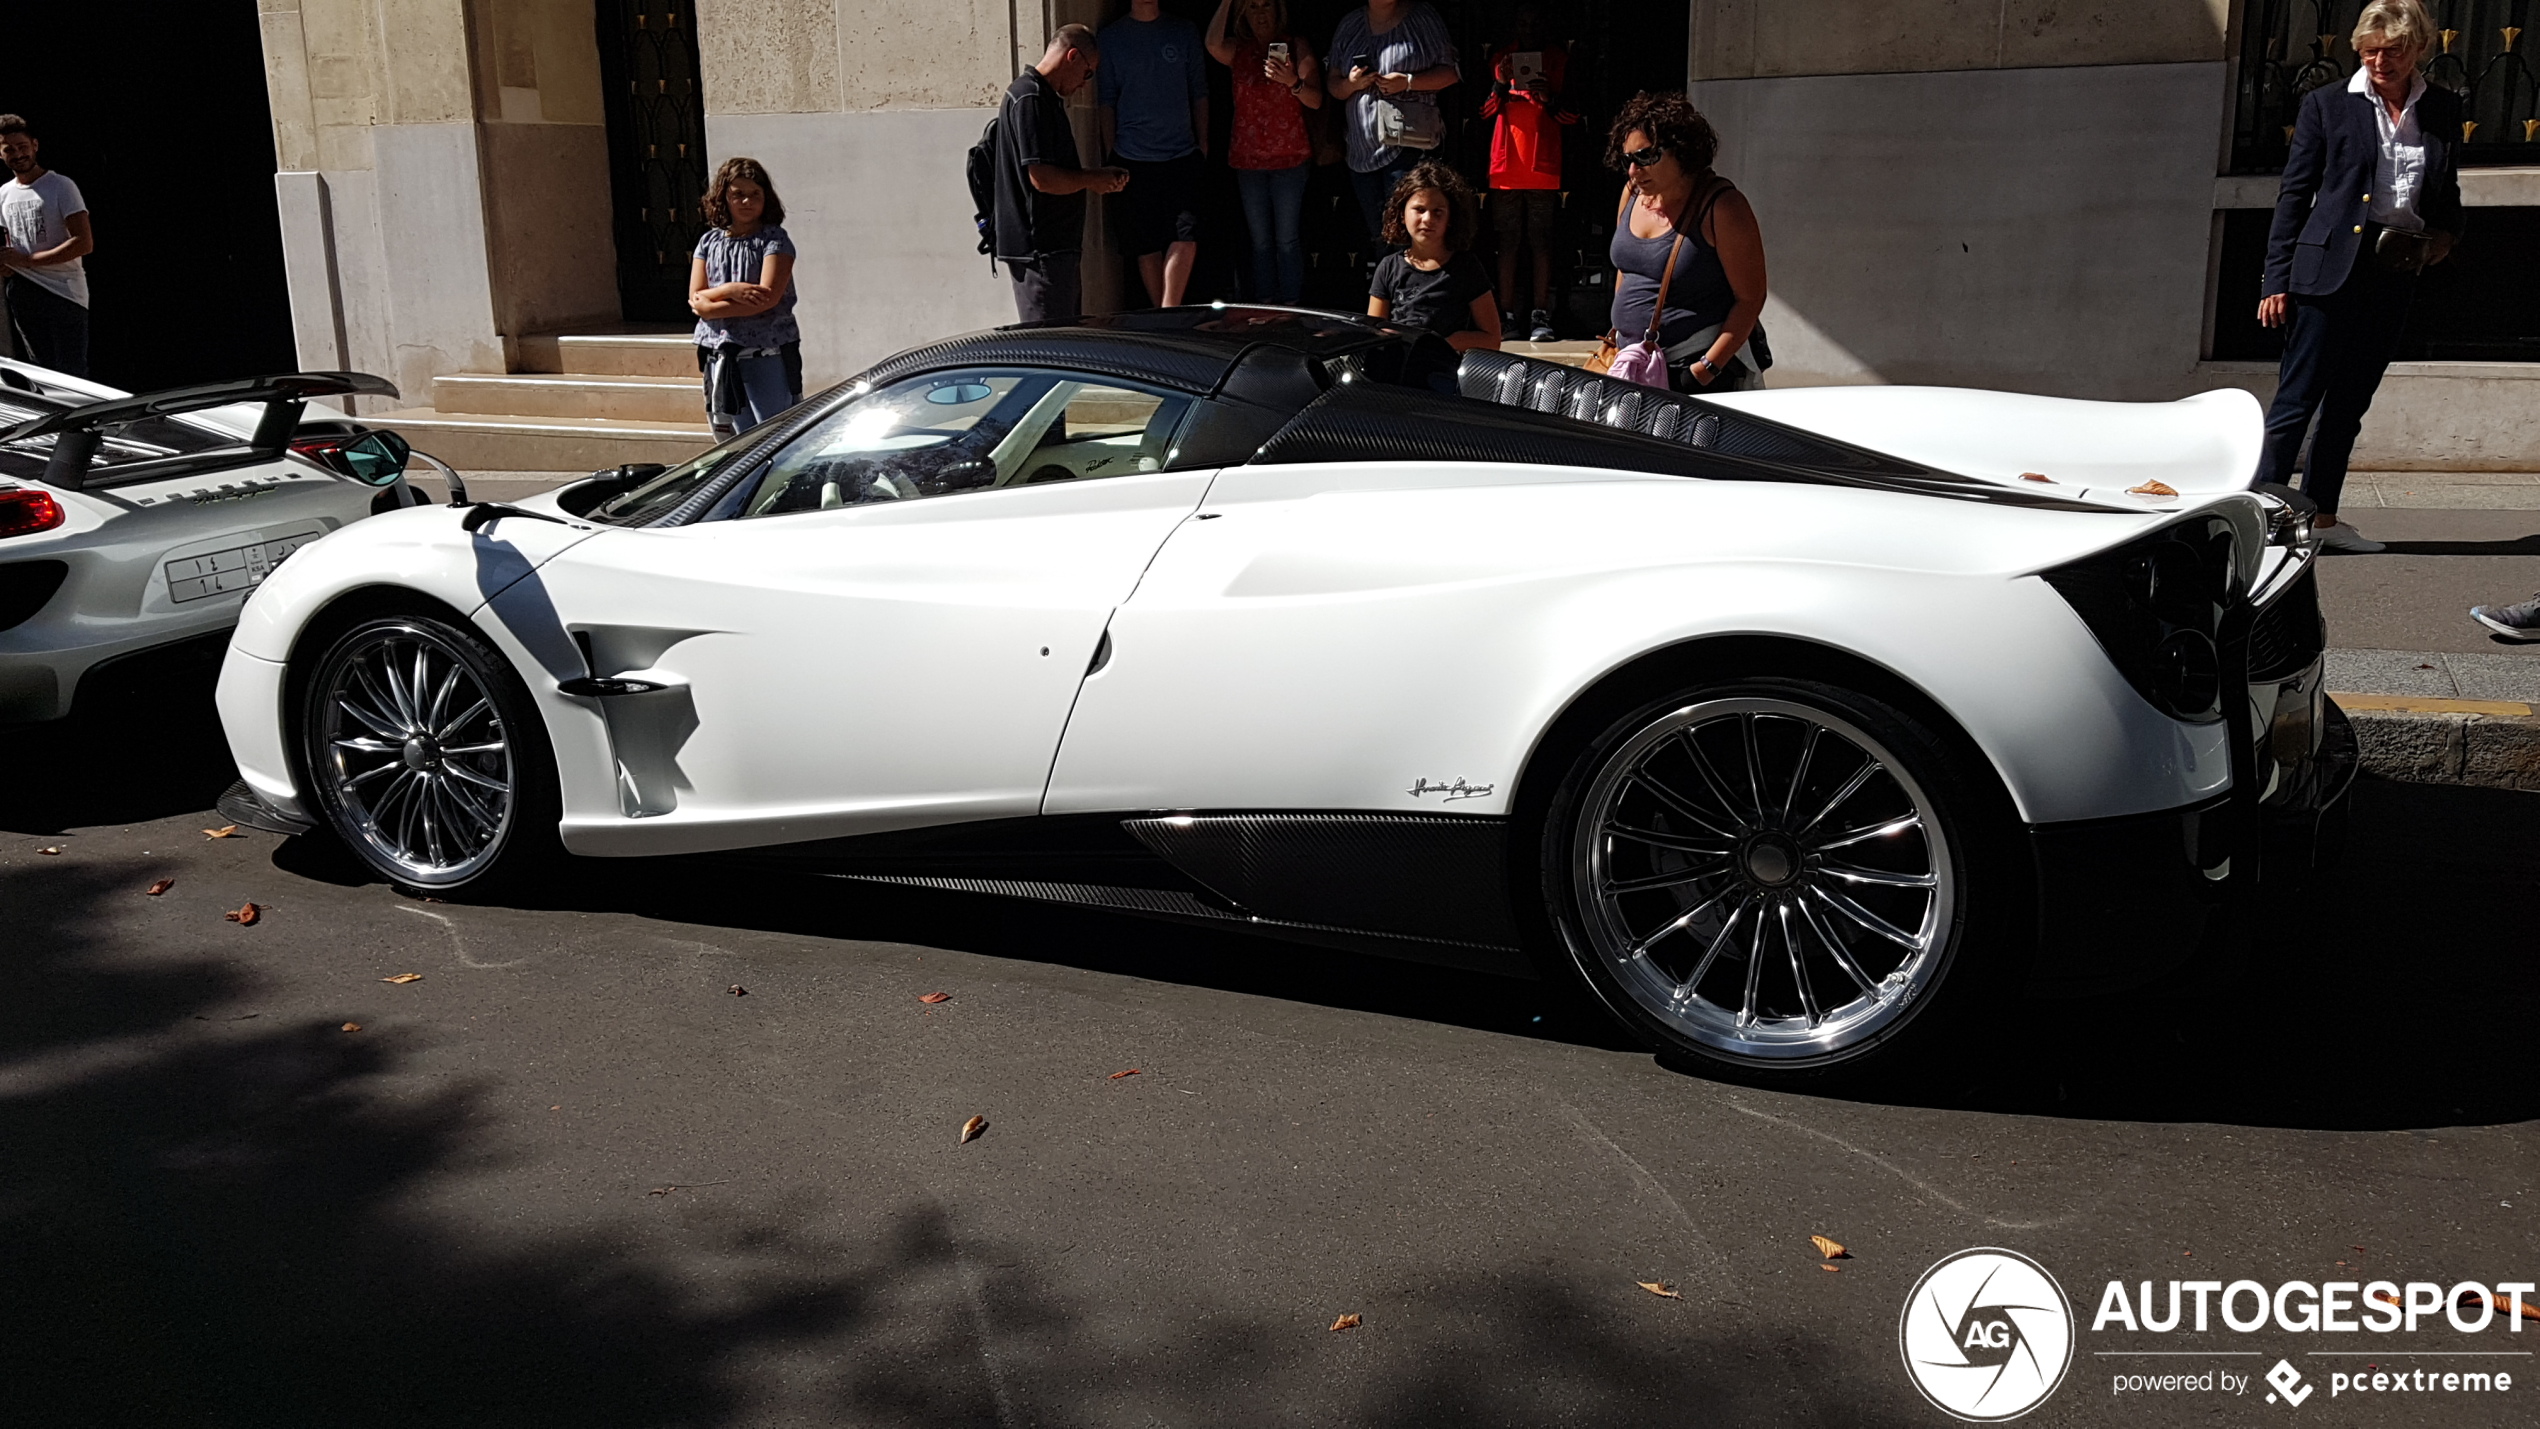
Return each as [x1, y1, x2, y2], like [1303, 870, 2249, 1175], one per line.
[0, 857, 863, 1426]
[0, 858, 1890, 1426]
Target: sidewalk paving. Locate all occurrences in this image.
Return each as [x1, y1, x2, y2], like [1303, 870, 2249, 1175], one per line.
[2339, 470, 2540, 509]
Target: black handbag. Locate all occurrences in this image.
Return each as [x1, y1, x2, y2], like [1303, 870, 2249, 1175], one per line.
[2371, 226, 2438, 274]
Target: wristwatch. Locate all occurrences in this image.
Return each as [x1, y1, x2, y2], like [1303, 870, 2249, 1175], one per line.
[1692, 356, 1717, 379]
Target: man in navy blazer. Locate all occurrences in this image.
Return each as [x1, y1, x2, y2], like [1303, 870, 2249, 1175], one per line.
[2254, 0, 2464, 553]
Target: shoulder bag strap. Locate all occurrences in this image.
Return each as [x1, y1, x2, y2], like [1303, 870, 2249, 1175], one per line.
[1644, 206, 1686, 348]
[1613, 185, 1687, 349]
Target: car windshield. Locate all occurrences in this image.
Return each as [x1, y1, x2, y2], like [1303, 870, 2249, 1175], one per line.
[714, 370, 1188, 520]
[587, 435, 770, 526]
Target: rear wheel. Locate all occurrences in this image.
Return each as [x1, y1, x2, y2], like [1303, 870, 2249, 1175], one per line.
[1542, 679, 2012, 1085]
[299, 613, 558, 896]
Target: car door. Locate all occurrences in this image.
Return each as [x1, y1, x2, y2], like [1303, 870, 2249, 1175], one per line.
[523, 367, 1211, 851]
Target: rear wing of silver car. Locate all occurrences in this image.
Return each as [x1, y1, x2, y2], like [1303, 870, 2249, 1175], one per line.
[0, 371, 398, 492]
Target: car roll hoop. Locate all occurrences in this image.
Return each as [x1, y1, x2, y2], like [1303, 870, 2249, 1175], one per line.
[1, 371, 402, 492]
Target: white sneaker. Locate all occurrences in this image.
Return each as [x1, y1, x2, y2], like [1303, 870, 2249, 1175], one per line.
[2314, 521, 2385, 554]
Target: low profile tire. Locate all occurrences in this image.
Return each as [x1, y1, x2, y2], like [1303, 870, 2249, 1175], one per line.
[1540, 678, 2016, 1087]
[298, 612, 560, 898]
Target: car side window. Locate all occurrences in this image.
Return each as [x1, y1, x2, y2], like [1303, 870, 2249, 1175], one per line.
[728, 369, 1191, 520]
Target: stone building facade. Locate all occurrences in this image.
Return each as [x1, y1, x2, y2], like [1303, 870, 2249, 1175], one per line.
[252, 1, 2536, 470]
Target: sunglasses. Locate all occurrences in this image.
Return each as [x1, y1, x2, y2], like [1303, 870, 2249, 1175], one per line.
[1620, 145, 1667, 168]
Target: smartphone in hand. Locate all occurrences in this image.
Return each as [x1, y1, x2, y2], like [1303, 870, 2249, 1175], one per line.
[1268, 41, 1290, 63]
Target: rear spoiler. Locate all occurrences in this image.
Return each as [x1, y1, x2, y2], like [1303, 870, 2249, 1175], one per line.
[0, 371, 399, 491]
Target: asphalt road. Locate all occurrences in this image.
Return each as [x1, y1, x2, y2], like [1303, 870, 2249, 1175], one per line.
[4, 678, 2536, 1426]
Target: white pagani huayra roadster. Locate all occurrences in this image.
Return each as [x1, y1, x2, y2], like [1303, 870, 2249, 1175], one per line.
[210, 308, 2350, 1085]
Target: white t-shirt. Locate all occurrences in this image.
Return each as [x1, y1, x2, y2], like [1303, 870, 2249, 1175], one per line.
[2, 171, 90, 308]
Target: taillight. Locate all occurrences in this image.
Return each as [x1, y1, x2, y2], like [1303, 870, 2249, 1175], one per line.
[0, 487, 66, 538]
[2041, 517, 2240, 723]
[291, 436, 353, 474]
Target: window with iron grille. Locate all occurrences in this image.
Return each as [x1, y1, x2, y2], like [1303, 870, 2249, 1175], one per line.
[2231, 0, 2538, 174]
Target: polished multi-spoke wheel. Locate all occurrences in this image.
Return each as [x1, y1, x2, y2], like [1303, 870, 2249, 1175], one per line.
[1555, 689, 1972, 1075]
[303, 616, 546, 890]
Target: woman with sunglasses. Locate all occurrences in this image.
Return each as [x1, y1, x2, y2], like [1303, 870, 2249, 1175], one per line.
[1603, 92, 1768, 392]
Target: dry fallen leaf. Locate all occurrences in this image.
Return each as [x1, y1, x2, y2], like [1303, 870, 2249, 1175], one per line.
[918, 992, 952, 1004]
[225, 902, 260, 926]
[1329, 1313, 1362, 1332]
[960, 1114, 988, 1144]
[381, 973, 424, 985]
[2128, 479, 2180, 497]
[145, 878, 174, 896]
[1821, 1263, 1843, 1273]
[2457, 1289, 2540, 1323]
[1109, 1068, 1142, 1080]
[2372, 1290, 2400, 1308]
[726, 984, 748, 996]
[36, 846, 62, 856]
[1636, 1281, 1682, 1299]
[1811, 1235, 1850, 1260]
[203, 825, 239, 839]
[340, 1022, 363, 1033]
[2018, 471, 2054, 484]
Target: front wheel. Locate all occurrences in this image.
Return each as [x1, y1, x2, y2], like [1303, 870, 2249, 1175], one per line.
[299, 612, 559, 896]
[1541, 679, 2013, 1086]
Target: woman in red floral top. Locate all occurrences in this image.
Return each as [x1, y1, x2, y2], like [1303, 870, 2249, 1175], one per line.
[1206, 0, 1322, 303]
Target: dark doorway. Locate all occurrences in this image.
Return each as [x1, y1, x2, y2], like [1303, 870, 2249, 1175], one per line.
[4, 9, 294, 392]
[595, 0, 710, 323]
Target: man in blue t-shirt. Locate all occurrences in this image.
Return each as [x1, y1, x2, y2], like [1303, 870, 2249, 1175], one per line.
[1098, 0, 1208, 307]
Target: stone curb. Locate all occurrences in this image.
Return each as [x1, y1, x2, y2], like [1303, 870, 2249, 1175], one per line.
[2336, 695, 2540, 791]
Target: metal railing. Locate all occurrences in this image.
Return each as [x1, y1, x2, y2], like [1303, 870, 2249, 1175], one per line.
[2232, 0, 2537, 172]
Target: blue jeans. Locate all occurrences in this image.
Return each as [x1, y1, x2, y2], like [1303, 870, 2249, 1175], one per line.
[703, 344, 805, 437]
[1235, 164, 1310, 303]
[2256, 259, 2414, 517]
[1349, 158, 1417, 247]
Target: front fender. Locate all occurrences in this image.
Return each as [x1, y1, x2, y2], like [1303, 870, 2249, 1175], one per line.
[219, 505, 613, 815]
[230, 504, 607, 661]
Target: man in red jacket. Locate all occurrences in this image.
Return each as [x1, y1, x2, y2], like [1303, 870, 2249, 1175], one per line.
[1480, 6, 1577, 343]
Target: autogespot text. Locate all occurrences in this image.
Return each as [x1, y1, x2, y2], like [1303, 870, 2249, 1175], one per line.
[2093, 1276, 2531, 1405]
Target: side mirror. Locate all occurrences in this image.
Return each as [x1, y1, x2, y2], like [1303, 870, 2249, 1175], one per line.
[347, 430, 413, 485]
[289, 428, 411, 485]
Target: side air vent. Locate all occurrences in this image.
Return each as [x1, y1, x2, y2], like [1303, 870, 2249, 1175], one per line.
[0, 559, 69, 631]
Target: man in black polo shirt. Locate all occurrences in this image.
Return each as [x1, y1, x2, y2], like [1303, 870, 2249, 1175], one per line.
[996, 25, 1128, 323]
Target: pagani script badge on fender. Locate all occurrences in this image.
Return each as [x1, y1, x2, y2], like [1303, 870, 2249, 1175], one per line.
[1900, 1248, 2074, 1421]
[1407, 777, 1494, 801]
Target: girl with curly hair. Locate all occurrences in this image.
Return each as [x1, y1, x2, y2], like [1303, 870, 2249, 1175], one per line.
[1602, 92, 1768, 392]
[1365, 161, 1501, 352]
[688, 157, 802, 436]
